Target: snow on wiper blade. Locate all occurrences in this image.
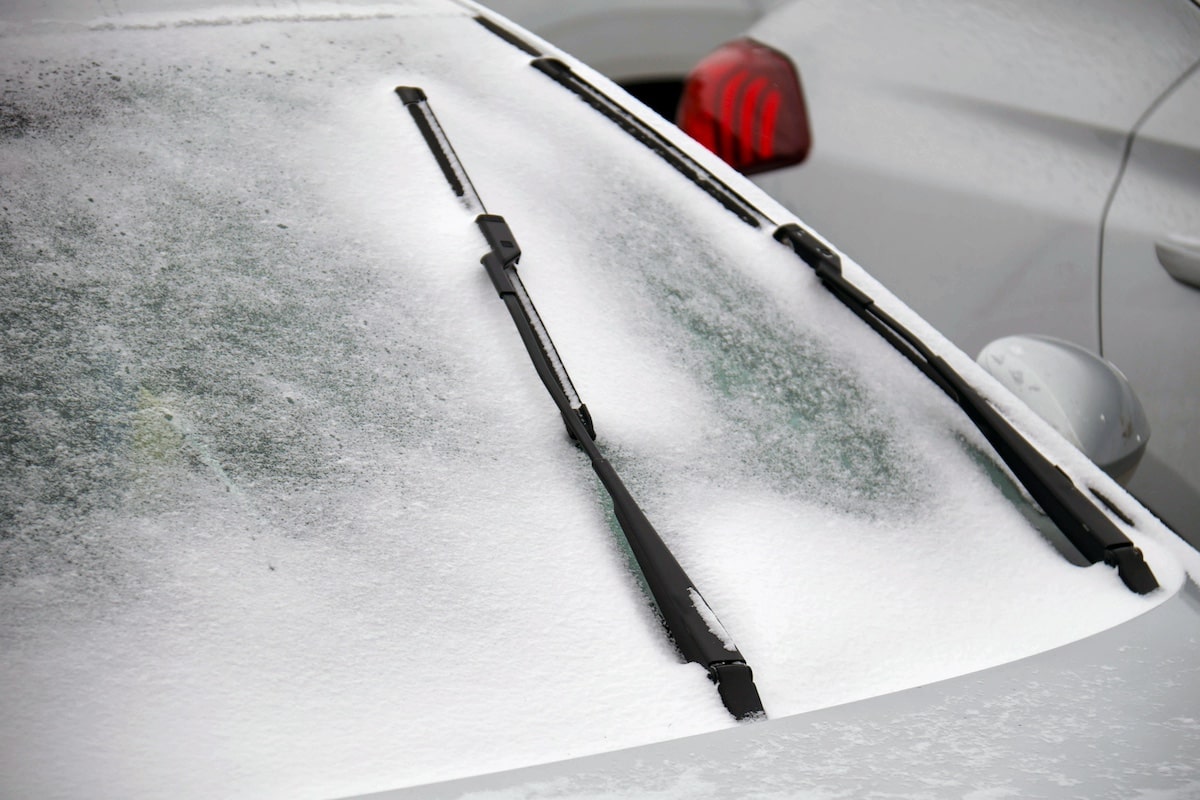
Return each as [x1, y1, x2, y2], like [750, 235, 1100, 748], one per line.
[774, 224, 1159, 595]
[393, 86, 592, 439]
[397, 86, 766, 721]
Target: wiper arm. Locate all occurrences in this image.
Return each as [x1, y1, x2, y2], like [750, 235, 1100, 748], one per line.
[774, 224, 1159, 595]
[397, 86, 766, 720]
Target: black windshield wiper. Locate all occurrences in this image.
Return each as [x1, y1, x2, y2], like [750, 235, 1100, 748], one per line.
[495, 51, 1158, 596]
[774, 225, 1159, 595]
[397, 86, 765, 720]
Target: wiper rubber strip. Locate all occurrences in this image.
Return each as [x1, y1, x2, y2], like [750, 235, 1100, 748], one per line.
[397, 85, 766, 720]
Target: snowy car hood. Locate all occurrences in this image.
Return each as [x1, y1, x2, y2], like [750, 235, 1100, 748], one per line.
[0, 2, 1191, 797]
[356, 581, 1200, 799]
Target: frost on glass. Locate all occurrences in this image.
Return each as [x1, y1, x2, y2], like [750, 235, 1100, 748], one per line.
[619, 214, 917, 512]
[0, 31, 464, 592]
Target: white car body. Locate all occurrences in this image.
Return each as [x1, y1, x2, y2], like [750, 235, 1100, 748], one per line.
[1, 2, 1197, 798]
[736, 0, 1200, 542]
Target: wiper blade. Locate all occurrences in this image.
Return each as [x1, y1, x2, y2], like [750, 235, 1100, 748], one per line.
[774, 224, 1159, 595]
[398, 85, 766, 720]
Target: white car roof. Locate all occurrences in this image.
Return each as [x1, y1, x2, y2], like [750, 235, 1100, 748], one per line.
[0, 2, 1188, 797]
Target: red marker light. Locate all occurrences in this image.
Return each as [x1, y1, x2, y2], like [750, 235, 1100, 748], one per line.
[677, 39, 811, 175]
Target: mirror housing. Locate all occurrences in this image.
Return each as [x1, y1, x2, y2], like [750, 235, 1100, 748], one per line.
[976, 335, 1149, 485]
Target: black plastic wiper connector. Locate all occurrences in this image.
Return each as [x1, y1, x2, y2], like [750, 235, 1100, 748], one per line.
[478, 214, 520, 295]
[711, 662, 766, 722]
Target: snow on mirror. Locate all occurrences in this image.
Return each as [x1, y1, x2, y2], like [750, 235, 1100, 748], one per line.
[0, 8, 1173, 799]
[977, 335, 1150, 485]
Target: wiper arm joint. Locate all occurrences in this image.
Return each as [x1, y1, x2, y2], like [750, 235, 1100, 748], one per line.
[478, 214, 521, 295]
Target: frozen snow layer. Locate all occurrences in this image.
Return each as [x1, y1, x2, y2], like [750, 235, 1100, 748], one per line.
[0, 5, 1184, 799]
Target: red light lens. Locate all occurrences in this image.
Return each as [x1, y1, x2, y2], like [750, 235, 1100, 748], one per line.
[676, 39, 811, 175]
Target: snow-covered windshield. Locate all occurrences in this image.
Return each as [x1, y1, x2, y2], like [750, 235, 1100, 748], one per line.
[0, 4, 1176, 798]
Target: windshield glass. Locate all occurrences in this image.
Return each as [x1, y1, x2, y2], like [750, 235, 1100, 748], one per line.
[0, 5, 1175, 798]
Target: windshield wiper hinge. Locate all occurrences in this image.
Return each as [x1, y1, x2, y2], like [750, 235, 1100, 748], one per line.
[710, 662, 764, 721]
[478, 214, 520, 294]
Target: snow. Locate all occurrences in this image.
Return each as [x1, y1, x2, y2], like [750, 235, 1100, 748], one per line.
[0, 4, 1187, 799]
[688, 589, 737, 652]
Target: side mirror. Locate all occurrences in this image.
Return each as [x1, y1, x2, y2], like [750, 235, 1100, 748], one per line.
[976, 335, 1149, 486]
